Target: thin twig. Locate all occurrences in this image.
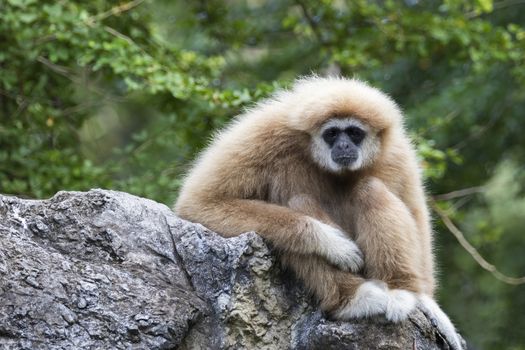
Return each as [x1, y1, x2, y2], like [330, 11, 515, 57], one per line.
[492, 0, 525, 10]
[449, 195, 474, 212]
[37, 56, 72, 75]
[37, 56, 126, 102]
[86, 0, 146, 24]
[433, 186, 485, 201]
[431, 200, 525, 285]
[104, 26, 135, 45]
[421, 110, 460, 136]
[467, 0, 525, 18]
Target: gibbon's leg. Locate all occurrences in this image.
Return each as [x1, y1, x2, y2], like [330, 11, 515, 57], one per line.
[279, 253, 364, 313]
[287, 194, 418, 322]
[350, 177, 424, 292]
[179, 198, 363, 272]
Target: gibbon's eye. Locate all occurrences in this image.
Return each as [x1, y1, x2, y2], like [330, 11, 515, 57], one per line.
[322, 127, 340, 145]
[346, 126, 366, 145]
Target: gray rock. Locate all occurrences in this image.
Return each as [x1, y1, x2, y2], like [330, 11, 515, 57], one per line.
[0, 189, 456, 349]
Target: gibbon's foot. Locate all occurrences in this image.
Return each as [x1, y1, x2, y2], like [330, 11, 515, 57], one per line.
[333, 281, 417, 322]
[418, 295, 464, 350]
[386, 289, 418, 322]
[310, 218, 364, 273]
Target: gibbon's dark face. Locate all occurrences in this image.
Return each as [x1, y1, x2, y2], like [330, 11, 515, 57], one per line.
[310, 117, 380, 173]
[322, 125, 366, 166]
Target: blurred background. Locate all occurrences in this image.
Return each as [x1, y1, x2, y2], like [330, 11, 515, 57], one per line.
[1, 0, 524, 348]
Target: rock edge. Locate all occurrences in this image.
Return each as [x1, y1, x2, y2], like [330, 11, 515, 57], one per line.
[0, 189, 453, 349]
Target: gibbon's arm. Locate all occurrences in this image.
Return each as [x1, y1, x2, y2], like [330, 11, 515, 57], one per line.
[402, 186, 436, 296]
[354, 177, 462, 350]
[374, 143, 436, 295]
[350, 176, 424, 292]
[176, 196, 363, 273]
[388, 164, 436, 296]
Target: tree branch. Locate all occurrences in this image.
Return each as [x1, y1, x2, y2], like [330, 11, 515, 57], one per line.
[433, 186, 485, 201]
[431, 200, 525, 285]
[86, 0, 146, 24]
[467, 0, 525, 18]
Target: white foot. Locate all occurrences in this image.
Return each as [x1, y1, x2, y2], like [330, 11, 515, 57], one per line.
[418, 295, 463, 350]
[311, 219, 363, 272]
[386, 289, 418, 322]
[334, 281, 417, 322]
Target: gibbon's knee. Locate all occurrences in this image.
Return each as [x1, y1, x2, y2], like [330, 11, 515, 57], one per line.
[280, 252, 365, 313]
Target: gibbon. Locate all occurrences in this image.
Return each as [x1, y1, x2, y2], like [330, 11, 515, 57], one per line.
[175, 76, 462, 349]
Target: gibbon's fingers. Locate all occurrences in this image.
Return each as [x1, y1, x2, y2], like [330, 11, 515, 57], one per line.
[288, 194, 363, 272]
[333, 280, 417, 322]
[310, 219, 364, 273]
[418, 295, 464, 350]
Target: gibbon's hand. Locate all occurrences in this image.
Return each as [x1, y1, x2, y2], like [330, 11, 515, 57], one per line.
[310, 218, 364, 272]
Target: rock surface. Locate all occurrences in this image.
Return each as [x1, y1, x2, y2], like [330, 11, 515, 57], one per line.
[0, 189, 454, 349]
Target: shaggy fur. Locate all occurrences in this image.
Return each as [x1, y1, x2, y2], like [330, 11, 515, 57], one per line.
[175, 76, 461, 348]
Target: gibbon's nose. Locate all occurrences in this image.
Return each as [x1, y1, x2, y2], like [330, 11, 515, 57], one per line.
[335, 141, 350, 151]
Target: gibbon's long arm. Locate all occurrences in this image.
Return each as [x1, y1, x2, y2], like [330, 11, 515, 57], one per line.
[176, 197, 363, 273]
[350, 177, 424, 292]
[371, 138, 436, 295]
[350, 177, 463, 350]
[402, 183, 436, 296]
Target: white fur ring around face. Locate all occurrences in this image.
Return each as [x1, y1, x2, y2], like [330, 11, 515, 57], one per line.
[311, 219, 364, 272]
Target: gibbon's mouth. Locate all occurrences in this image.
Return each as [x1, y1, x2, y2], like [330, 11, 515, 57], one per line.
[332, 155, 358, 166]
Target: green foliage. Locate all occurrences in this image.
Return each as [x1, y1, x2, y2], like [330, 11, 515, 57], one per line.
[2, 1, 525, 348]
[441, 162, 525, 347]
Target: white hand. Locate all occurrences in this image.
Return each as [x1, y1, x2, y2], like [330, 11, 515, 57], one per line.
[311, 219, 364, 272]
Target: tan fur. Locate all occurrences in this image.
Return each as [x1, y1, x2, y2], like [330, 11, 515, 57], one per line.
[175, 76, 435, 316]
